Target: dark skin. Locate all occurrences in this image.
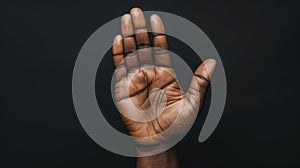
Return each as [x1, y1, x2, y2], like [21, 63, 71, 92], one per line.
[112, 7, 216, 168]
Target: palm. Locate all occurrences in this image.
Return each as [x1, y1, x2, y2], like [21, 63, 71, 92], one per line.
[116, 66, 183, 137]
[112, 8, 216, 141]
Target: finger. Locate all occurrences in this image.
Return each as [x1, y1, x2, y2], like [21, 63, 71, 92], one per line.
[150, 14, 172, 67]
[121, 14, 139, 72]
[186, 59, 216, 111]
[130, 7, 153, 66]
[112, 35, 127, 82]
[112, 35, 124, 67]
[130, 8, 150, 48]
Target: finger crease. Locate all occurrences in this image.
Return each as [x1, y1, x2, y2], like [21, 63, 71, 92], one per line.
[194, 74, 210, 83]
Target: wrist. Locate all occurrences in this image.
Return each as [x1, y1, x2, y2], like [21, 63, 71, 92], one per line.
[136, 146, 179, 168]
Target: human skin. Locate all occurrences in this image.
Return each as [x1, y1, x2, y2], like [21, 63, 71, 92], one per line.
[112, 7, 216, 168]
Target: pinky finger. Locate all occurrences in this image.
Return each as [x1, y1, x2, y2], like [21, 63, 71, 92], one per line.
[112, 35, 127, 81]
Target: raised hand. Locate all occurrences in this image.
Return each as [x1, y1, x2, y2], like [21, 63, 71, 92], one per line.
[112, 8, 216, 146]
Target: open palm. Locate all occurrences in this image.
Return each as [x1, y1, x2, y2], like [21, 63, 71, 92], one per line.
[112, 8, 216, 143]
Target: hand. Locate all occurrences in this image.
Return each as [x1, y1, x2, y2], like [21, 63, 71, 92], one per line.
[112, 7, 216, 167]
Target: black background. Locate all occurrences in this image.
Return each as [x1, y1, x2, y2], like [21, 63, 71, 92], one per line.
[2, 0, 300, 167]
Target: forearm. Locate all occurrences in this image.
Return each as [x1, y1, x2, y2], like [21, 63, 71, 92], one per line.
[136, 146, 179, 168]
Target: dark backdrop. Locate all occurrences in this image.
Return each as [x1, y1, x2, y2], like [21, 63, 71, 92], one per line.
[2, 0, 300, 167]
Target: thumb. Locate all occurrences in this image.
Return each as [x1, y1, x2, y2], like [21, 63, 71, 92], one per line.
[186, 59, 216, 111]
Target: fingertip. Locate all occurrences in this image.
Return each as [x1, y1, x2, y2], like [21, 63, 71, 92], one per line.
[113, 35, 122, 43]
[130, 7, 146, 29]
[112, 35, 124, 56]
[203, 59, 216, 68]
[150, 14, 165, 35]
[121, 14, 131, 22]
[130, 7, 143, 14]
[194, 59, 217, 81]
[121, 14, 134, 37]
[150, 14, 160, 21]
[202, 59, 217, 80]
